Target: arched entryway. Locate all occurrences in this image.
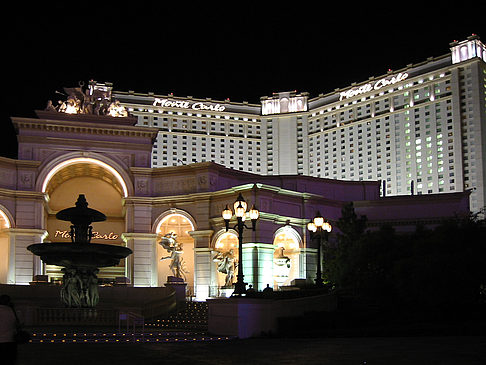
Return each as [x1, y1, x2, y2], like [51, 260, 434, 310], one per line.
[155, 210, 196, 294]
[41, 157, 129, 284]
[212, 230, 239, 292]
[273, 226, 302, 288]
[0, 206, 13, 283]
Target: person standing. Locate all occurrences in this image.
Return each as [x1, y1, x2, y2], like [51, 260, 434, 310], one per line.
[0, 294, 18, 365]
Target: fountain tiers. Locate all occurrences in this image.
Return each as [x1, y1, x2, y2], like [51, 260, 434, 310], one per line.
[27, 194, 132, 308]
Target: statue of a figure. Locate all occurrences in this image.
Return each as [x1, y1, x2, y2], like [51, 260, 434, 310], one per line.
[213, 248, 237, 287]
[159, 233, 188, 281]
[84, 269, 99, 307]
[108, 100, 128, 117]
[60, 267, 100, 308]
[45, 81, 128, 117]
[61, 268, 82, 307]
[274, 247, 291, 287]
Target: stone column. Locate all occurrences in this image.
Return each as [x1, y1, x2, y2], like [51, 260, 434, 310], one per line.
[189, 230, 214, 300]
[298, 247, 318, 284]
[6, 228, 48, 285]
[122, 232, 158, 287]
[243, 243, 275, 291]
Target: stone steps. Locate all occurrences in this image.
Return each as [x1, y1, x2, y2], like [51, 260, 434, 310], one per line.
[146, 301, 208, 330]
[28, 330, 233, 343]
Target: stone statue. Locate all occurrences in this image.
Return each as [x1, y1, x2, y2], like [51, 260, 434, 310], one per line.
[213, 248, 236, 287]
[60, 267, 100, 307]
[45, 80, 128, 117]
[159, 232, 188, 281]
[61, 268, 82, 307]
[85, 269, 99, 307]
[274, 247, 291, 287]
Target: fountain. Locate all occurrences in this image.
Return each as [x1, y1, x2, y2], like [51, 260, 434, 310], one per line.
[28, 195, 132, 307]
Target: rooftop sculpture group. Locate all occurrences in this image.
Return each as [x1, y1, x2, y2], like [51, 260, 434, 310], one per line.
[45, 80, 128, 117]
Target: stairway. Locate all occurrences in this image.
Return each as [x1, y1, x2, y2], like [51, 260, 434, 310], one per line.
[146, 301, 208, 331]
[28, 330, 231, 343]
[27, 301, 230, 343]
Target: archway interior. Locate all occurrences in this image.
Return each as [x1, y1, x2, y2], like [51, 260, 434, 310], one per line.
[0, 209, 11, 283]
[214, 231, 239, 288]
[45, 162, 126, 283]
[273, 229, 301, 288]
[156, 214, 195, 293]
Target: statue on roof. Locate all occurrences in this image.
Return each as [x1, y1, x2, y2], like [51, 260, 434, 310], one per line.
[45, 80, 128, 117]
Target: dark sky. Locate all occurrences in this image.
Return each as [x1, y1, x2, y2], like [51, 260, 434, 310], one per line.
[2, 3, 484, 159]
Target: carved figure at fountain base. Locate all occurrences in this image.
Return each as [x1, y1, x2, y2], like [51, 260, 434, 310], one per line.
[28, 195, 132, 308]
[60, 268, 100, 308]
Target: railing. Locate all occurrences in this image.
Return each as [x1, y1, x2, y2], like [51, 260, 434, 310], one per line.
[34, 307, 118, 325]
[118, 311, 145, 334]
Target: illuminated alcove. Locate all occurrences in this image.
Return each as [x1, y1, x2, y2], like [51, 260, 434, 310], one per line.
[0, 207, 12, 283]
[43, 162, 127, 283]
[213, 230, 239, 289]
[273, 226, 302, 288]
[156, 213, 195, 293]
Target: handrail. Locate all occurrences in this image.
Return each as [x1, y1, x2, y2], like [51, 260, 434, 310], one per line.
[118, 311, 145, 334]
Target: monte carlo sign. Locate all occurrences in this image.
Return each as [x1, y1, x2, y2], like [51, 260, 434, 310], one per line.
[339, 72, 409, 101]
[153, 98, 226, 112]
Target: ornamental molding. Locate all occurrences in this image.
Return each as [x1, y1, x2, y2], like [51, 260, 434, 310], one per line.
[12, 117, 158, 139]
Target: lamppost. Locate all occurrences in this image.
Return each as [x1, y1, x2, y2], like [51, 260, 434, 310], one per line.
[307, 211, 332, 287]
[222, 193, 259, 296]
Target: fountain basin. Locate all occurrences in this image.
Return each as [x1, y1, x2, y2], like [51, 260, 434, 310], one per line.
[28, 243, 132, 269]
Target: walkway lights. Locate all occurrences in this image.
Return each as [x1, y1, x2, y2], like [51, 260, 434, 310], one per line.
[307, 211, 332, 287]
[221, 193, 259, 296]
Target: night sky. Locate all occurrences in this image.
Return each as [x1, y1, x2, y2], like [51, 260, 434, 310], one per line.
[2, 3, 484, 159]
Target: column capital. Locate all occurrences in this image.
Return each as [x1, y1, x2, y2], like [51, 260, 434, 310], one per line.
[188, 229, 214, 238]
[121, 232, 158, 241]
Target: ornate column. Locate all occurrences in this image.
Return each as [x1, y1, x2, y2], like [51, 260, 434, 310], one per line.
[189, 230, 214, 300]
[298, 247, 318, 284]
[5, 228, 48, 284]
[243, 243, 275, 291]
[122, 232, 158, 287]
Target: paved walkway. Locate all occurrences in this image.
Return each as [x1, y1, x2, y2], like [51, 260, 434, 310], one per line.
[15, 335, 486, 365]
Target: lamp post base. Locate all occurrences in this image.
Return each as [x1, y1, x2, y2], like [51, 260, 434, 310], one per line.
[232, 280, 247, 296]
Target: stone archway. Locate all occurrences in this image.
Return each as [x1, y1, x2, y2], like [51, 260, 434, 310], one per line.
[154, 210, 196, 293]
[273, 226, 302, 288]
[212, 230, 239, 290]
[0, 205, 13, 283]
[41, 157, 129, 284]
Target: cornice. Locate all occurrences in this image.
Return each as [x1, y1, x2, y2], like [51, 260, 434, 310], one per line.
[12, 117, 158, 140]
[0, 187, 47, 200]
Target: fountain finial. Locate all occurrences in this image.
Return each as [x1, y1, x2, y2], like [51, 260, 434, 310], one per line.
[75, 194, 89, 209]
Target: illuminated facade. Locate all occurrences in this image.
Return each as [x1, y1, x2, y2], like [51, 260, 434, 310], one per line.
[0, 37, 479, 301]
[114, 35, 486, 213]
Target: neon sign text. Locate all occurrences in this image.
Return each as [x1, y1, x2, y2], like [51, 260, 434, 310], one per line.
[54, 230, 119, 240]
[339, 72, 409, 101]
[153, 98, 226, 112]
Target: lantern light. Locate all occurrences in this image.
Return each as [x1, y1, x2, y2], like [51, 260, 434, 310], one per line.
[222, 205, 232, 220]
[313, 211, 324, 228]
[307, 221, 317, 232]
[249, 205, 259, 220]
[233, 193, 247, 212]
[235, 201, 246, 218]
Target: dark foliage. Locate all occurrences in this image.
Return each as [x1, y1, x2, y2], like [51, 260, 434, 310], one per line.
[324, 203, 486, 311]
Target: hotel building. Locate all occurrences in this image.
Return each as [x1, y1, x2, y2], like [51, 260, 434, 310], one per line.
[115, 35, 486, 213]
[0, 37, 476, 302]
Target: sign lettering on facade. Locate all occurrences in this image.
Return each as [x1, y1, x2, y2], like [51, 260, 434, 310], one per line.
[153, 98, 226, 112]
[339, 72, 409, 101]
[54, 230, 119, 240]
